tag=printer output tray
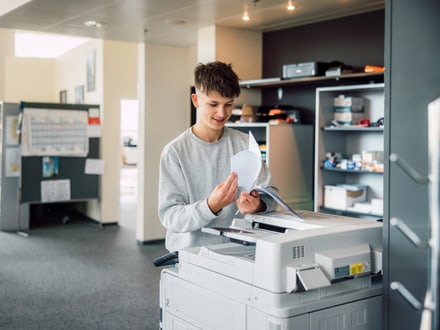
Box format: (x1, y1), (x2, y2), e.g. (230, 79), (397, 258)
(202, 226), (270, 244)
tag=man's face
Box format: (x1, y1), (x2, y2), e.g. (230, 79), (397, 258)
(192, 90), (235, 131)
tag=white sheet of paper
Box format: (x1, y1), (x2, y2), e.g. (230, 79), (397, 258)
(41, 179), (71, 202)
(85, 158), (104, 175)
(248, 131), (261, 157)
(87, 124), (102, 138)
(231, 131), (262, 191)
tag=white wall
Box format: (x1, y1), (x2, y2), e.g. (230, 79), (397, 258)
(137, 43), (195, 241)
(54, 39), (103, 105)
(99, 40), (138, 223)
(4, 56), (55, 102)
(0, 28), (15, 100)
(197, 25), (216, 63)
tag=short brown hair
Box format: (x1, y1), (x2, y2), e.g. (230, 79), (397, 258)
(194, 61), (241, 98)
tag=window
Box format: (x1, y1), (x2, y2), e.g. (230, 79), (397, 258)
(15, 31), (89, 58)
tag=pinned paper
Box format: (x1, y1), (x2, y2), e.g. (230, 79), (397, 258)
(231, 131), (262, 191)
(85, 158), (104, 175)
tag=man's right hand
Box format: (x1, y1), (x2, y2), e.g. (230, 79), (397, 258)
(207, 172), (238, 214)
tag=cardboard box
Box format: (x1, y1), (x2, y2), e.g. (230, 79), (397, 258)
(324, 184), (367, 210)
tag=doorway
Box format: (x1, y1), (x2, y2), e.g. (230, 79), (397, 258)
(119, 99), (139, 229)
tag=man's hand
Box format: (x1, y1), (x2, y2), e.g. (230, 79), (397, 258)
(207, 172), (238, 214)
(236, 190), (266, 214)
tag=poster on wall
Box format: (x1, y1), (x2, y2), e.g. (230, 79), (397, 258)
(5, 147), (20, 177)
(75, 85), (84, 104)
(41, 179), (71, 202)
(20, 108), (89, 157)
(86, 48), (96, 92)
(5, 115), (19, 145)
(59, 90), (67, 103)
(87, 107), (101, 137)
(42, 156), (59, 178)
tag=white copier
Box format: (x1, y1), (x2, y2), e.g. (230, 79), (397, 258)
(159, 210), (383, 330)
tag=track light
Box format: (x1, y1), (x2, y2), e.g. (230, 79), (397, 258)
(242, 10), (250, 21)
(84, 20), (106, 28)
(287, 1), (295, 11)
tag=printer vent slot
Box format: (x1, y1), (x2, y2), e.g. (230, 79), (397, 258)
(292, 245), (305, 259)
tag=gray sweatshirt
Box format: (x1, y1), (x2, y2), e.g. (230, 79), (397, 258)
(158, 127), (275, 252)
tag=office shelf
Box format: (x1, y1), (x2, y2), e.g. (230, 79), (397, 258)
(226, 122), (313, 210)
(321, 167), (383, 175)
(240, 72), (384, 89)
(322, 126), (383, 132)
(314, 83), (385, 218)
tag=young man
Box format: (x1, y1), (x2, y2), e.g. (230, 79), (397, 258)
(158, 61), (276, 252)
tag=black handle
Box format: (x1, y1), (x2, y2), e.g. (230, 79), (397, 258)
(152, 251), (179, 267)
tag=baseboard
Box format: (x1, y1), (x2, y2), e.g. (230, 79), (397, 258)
(137, 238), (165, 246)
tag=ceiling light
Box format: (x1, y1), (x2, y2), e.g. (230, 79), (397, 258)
(242, 10), (250, 21)
(287, 1), (295, 11)
(84, 20), (106, 28)
(165, 19), (187, 25)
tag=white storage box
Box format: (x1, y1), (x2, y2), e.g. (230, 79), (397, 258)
(324, 184), (367, 210)
(334, 95), (365, 109)
(371, 198), (384, 214)
(333, 95), (365, 125)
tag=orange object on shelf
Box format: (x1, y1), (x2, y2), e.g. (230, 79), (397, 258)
(268, 108), (283, 115)
(364, 65), (385, 73)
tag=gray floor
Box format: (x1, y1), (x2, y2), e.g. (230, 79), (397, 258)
(0, 167), (168, 329)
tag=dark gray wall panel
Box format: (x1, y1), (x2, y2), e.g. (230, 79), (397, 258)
(263, 10), (385, 78)
(384, 0), (440, 329)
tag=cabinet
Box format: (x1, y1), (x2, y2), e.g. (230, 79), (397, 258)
(314, 83), (385, 218)
(0, 102), (25, 230)
(226, 122), (313, 210)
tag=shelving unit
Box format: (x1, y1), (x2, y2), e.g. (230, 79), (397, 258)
(239, 72), (384, 89)
(314, 83), (385, 218)
(226, 122), (313, 210)
(236, 73), (384, 214)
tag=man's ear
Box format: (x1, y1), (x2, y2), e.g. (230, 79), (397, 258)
(191, 93), (198, 108)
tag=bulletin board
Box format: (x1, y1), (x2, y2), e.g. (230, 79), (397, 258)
(19, 102), (101, 203)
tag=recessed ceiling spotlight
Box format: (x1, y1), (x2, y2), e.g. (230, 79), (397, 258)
(165, 19), (187, 25)
(287, 1), (295, 11)
(242, 11), (250, 21)
(84, 20), (106, 28)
